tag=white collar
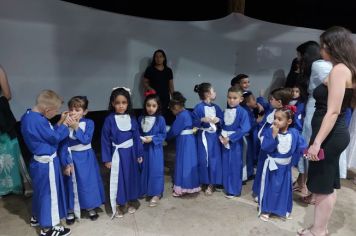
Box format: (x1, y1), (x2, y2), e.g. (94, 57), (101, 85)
(141, 116), (156, 133)
(224, 108), (236, 126)
(115, 114), (131, 131)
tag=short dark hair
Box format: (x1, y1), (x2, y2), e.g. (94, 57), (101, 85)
(270, 87), (293, 106)
(194, 83), (212, 100)
(68, 96), (88, 110)
(231, 74), (248, 86)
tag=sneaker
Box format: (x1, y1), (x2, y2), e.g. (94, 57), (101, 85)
(65, 213), (75, 225)
(225, 194), (236, 199)
(88, 209), (99, 221)
(128, 206), (136, 214)
(115, 207), (124, 218)
(30, 216), (39, 227)
(40, 226), (71, 236)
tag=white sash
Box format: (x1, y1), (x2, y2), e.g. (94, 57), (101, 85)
(180, 129), (194, 135)
(66, 143), (92, 219)
(201, 126), (217, 167)
(259, 155), (292, 215)
(110, 139), (134, 219)
(33, 152), (60, 226)
(221, 129), (236, 149)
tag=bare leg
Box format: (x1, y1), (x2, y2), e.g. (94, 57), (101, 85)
(310, 192), (336, 235)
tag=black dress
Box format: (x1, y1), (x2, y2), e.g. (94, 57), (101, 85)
(307, 84), (353, 194)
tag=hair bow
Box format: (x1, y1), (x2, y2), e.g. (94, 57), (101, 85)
(112, 86), (131, 95)
(144, 89), (156, 97)
(284, 105), (297, 113)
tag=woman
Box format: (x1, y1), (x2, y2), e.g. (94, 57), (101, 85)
(298, 26), (356, 236)
(0, 66), (24, 196)
(143, 49), (174, 124)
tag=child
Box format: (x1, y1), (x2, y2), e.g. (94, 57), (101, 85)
(138, 94), (166, 207)
(192, 83), (223, 195)
(258, 106), (306, 221)
(20, 90), (71, 236)
(290, 85), (306, 132)
(166, 91), (200, 196)
(231, 74), (250, 91)
(252, 87), (293, 200)
(59, 96), (105, 224)
(220, 87), (251, 198)
(241, 91), (264, 179)
(101, 87), (143, 218)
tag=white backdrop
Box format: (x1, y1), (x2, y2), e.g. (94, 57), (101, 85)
(0, 0), (326, 119)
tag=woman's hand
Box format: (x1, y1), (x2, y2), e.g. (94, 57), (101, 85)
(105, 162), (112, 169)
(307, 142), (321, 161)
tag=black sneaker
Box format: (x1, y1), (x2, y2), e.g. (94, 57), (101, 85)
(65, 213), (75, 225)
(88, 209), (99, 221)
(30, 216), (39, 227)
(40, 226), (71, 236)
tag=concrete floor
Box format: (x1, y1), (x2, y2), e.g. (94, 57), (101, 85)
(1, 170), (356, 236)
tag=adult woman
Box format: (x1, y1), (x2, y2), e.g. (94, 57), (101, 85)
(143, 49), (174, 122)
(294, 41), (332, 198)
(0, 66), (23, 196)
(298, 26), (356, 236)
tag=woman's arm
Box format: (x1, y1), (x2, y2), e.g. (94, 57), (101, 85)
(308, 64), (351, 159)
(0, 67), (11, 100)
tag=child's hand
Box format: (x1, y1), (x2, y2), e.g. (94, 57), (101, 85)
(257, 103), (264, 112)
(192, 127), (198, 134)
(211, 117), (220, 124)
(63, 165), (72, 176)
(257, 115), (264, 123)
(59, 111), (69, 125)
(143, 136), (152, 143)
(163, 141), (168, 146)
(201, 117), (211, 123)
(105, 162), (112, 169)
(271, 123), (279, 138)
(69, 120), (79, 130)
(137, 157), (143, 164)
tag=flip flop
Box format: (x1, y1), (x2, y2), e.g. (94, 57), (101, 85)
(259, 213), (269, 222)
(297, 228), (316, 236)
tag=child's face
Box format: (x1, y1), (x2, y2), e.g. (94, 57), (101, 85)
(273, 110), (292, 131)
(239, 78), (250, 91)
(44, 106), (60, 119)
(112, 95), (128, 114)
(69, 107), (87, 121)
(292, 87), (300, 99)
(146, 99), (158, 116)
(154, 52), (165, 66)
(170, 104), (182, 116)
(246, 95), (257, 109)
(227, 91), (242, 108)
(269, 96), (282, 109)
(207, 87), (216, 101)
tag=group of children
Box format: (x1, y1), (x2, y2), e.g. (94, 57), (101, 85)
(20, 74), (308, 236)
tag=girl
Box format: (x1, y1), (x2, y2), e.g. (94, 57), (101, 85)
(59, 96), (105, 224)
(290, 85), (306, 132)
(192, 83), (223, 195)
(138, 94), (166, 207)
(166, 92), (200, 197)
(252, 87), (293, 200)
(259, 106), (306, 222)
(101, 87), (143, 218)
(220, 87), (250, 198)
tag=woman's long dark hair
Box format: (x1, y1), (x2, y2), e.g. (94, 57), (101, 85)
(150, 49), (167, 68)
(299, 41), (321, 91)
(320, 26), (356, 105)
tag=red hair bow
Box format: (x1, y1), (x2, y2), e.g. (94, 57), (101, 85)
(284, 105), (297, 113)
(144, 89), (156, 97)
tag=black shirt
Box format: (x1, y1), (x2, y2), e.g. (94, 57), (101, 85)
(144, 66), (173, 103)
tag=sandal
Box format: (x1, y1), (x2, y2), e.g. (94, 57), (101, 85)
(205, 185), (213, 196)
(259, 213), (269, 222)
(297, 228), (316, 236)
(300, 194), (315, 205)
(172, 191), (182, 197)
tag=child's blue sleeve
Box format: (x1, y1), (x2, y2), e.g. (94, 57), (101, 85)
(228, 109), (251, 143)
(292, 131), (307, 166)
(58, 138), (72, 167)
(260, 128), (278, 153)
(101, 117), (112, 163)
(256, 96), (270, 111)
(192, 104), (203, 128)
(166, 114), (185, 140)
(152, 116), (167, 145)
(39, 121), (69, 145)
(73, 119), (94, 145)
(215, 105), (224, 127)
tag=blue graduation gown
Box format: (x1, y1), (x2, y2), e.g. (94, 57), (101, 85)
(292, 100), (305, 132)
(20, 109), (68, 228)
(59, 118), (105, 212)
(252, 108), (276, 197)
(221, 106), (250, 196)
(101, 113), (143, 205)
(192, 102), (223, 185)
(138, 115), (166, 197)
(259, 128), (306, 217)
(166, 109), (200, 191)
